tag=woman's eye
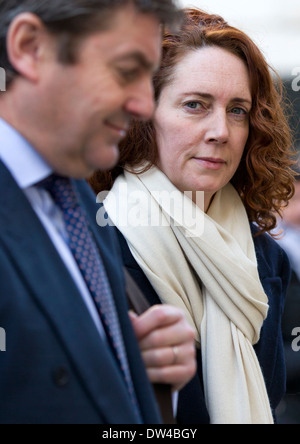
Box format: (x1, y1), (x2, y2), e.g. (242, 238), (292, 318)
(184, 102), (203, 110)
(231, 107), (247, 115)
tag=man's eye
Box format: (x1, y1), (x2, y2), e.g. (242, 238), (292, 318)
(118, 68), (139, 82)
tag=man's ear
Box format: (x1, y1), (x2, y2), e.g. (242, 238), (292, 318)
(6, 13), (52, 83)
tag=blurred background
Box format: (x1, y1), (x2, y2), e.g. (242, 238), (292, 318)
(178, 0), (300, 424)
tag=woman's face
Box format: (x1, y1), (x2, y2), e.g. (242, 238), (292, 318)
(154, 46), (252, 211)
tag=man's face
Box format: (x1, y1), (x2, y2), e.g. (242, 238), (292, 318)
(28, 5), (162, 178)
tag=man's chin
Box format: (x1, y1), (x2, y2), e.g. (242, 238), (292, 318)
(64, 144), (120, 179)
(91, 144), (120, 172)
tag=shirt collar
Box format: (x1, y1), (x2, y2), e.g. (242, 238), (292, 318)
(0, 118), (52, 189)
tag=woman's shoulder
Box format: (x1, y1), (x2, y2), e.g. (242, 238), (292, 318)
(251, 223), (291, 280)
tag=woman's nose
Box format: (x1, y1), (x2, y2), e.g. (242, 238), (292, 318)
(204, 109), (229, 145)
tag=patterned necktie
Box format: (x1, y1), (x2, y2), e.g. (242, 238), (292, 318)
(39, 175), (142, 422)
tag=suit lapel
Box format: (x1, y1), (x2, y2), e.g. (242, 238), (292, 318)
(0, 162), (139, 423)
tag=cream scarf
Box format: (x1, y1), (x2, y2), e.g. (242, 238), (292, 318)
(104, 166), (274, 424)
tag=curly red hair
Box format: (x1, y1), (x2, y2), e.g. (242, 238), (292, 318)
(89, 8), (295, 235)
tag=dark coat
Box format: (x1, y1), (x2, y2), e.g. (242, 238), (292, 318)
(0, 161), (161, 424)
(117, 224), (291, 424)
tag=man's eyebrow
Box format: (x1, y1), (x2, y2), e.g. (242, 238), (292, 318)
(113, 52), (159, 73)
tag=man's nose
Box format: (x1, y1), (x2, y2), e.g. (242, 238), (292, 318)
(125, 77), (155, 121)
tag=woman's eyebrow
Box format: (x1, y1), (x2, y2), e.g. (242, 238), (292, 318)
(178, 92), (252, 105)
(178, 92), (214, 100)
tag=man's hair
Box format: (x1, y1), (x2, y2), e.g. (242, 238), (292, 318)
(0, 0), (181, 86)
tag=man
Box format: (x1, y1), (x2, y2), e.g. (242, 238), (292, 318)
(0, 0), (196, 424)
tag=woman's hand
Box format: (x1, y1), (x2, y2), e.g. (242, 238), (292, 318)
(129, 305), (196, 392)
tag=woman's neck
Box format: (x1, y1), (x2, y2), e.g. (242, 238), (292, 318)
(191, 190), (215, 213)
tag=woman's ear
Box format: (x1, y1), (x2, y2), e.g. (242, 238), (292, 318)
(6, 13), (51, 83)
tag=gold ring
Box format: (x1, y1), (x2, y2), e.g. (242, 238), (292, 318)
(172, 346), (179, 365)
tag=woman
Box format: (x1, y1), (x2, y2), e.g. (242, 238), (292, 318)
(90, 9), (294, 424)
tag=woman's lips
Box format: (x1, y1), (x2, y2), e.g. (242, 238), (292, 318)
(193, 157), (227, 170)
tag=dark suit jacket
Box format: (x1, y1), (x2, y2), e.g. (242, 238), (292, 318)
(117, 225), (291, 424)
(0, 161), (161, 424)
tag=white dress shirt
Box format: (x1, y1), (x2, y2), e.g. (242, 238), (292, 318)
(0, 118), (106, 338)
